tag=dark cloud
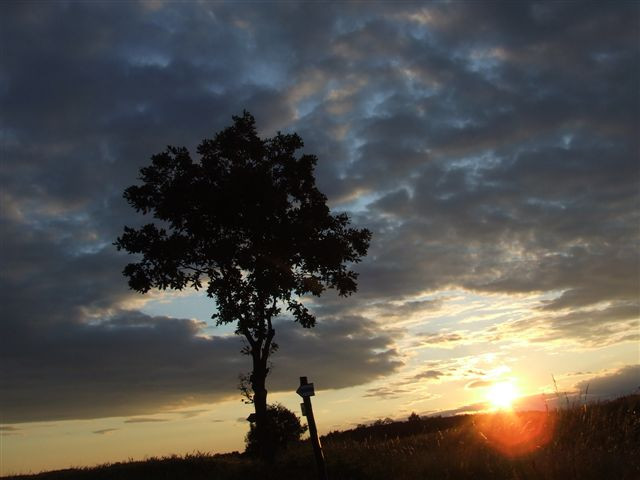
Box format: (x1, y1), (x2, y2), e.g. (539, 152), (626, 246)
(173, 409), (210, 419)
(1, 1), (637, 423)
(379, 298), (443, 319)
(0, 300), (399, 423)
(0, 206), (399, 423)
(413, 370), (446, 381)
(515, 366), (640, 411)
(431, 402), (488, 417)
(575, 365), (640, 399)
(270, 316), (403, 392)
(1, 311), (239, 423)
(93, 428), (118, 436)
(124, 418), (169, 424)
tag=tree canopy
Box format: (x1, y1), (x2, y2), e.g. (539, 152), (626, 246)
(116, 111), (370, 336)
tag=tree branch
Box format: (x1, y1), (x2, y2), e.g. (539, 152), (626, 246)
(241, 327), (258, 351)
(177, 262), (209, 276)
(262, 314), (275, 361)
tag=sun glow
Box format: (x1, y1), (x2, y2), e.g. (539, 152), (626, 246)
(486, 381), (519, 410)
(475, 378), (556, 457)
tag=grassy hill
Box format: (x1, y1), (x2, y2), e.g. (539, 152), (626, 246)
(4, 394), (639, 480)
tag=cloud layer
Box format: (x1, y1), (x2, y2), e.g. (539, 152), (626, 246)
(1, 1), (637, 423)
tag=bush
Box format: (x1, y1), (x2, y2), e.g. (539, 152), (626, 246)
(244, 403), (307, 458)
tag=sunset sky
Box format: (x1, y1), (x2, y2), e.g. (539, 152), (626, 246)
(1, 1), (639, 475)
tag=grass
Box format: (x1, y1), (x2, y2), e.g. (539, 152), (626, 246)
(4, 394), (639, 480)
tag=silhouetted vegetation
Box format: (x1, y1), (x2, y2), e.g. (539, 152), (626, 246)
(324, 413), (472, 444)
(244, 403), (307, 457)
(114, 111), (371, 461)
(6, 395), (638, 480)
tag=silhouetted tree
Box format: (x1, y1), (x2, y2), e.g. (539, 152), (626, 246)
(115, 111), (371, 462)
(245, 403), (307, 457)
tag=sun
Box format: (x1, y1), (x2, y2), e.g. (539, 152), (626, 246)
(486, 381), (519, 410)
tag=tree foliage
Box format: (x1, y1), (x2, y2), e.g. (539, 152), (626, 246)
(116, 111), (370, 334)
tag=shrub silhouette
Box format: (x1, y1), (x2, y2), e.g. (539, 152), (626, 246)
(244, 403), (307, 459)
(408, 412), (421, 423)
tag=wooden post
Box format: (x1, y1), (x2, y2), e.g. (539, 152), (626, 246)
(297, 376), (328, 480)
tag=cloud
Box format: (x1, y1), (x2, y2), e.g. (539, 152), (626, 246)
(494, 304), (639, 348)
(93, 429), (119, 436)
(417, 332), (464, 347)
(379, 298), (444, 319)
(173, 409), (210, 419)
(1, 307), (400, 423)
(363, 367), (447, 400)
(0, 1), (637, 424)
(0, 310), (240, 423)
(575, 365), (640, 399)
(363, 386), (412, 400)
(0, 426), (21, 436)
(0, 129), (401, 424)
(431, 401), (488, 417)
(124, 418), (169, 424)
(413, 370), (446, 381)
(269, 316), (403, 392)
(0, 226), (401, 426)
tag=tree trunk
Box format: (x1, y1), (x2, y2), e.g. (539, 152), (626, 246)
(251, 352), (274, 463)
